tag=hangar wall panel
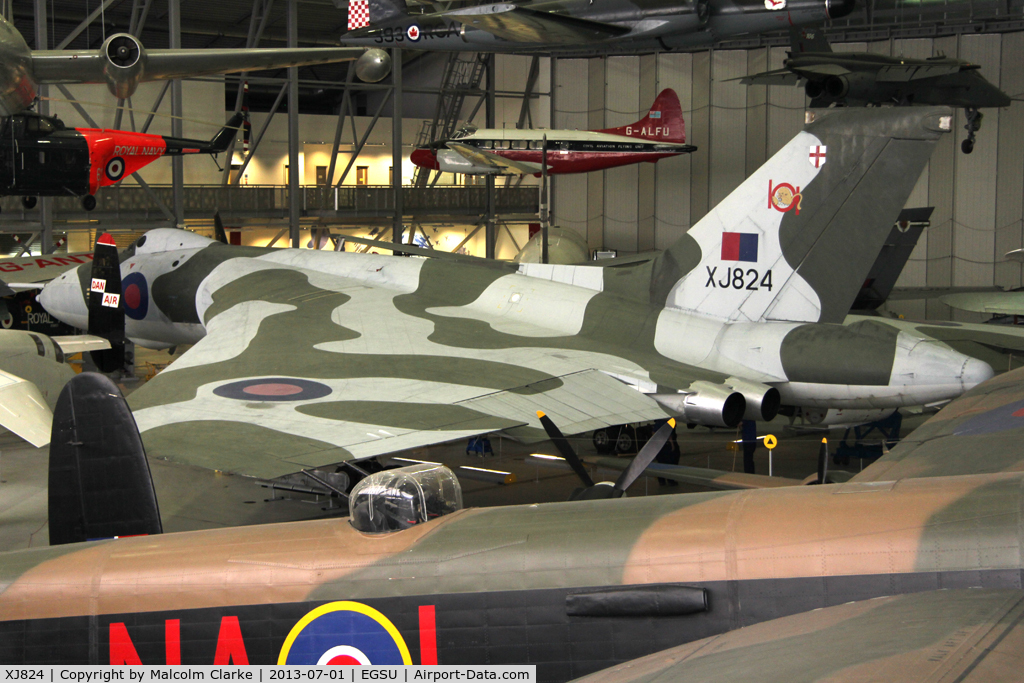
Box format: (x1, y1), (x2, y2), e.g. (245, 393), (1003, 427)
(952, 34), (1001, 290)
(996, 32), (1024, 290)
(604, 57), (641, 252)
(709, 50), (748, 207)
(546, 31), (1024, 313)
(655, 53), (693, 250)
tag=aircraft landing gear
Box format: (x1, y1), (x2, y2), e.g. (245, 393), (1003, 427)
(21, 196), (36, 209)
(82, 195), (96, 211)
(962, 107), (982, 154)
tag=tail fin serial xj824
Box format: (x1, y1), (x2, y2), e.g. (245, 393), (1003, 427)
(649, 107), (953, 325)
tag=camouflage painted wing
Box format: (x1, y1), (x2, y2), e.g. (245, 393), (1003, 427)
(583, 456), (803, 490)
(128, 266), (671, 479)
(573, 589), (1024, 683)
(854, 365), (1024, 482)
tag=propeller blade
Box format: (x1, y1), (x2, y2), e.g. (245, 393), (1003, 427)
(537, 411), (594, 488)
(816, 437), (829, 484)
(614, 419), (675, 492)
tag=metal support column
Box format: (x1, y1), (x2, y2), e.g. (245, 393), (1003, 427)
(287, 0), (301, 248)
(485, 54), (496, 259)
(33, 0), (52, 253)
(168, 0), (184, 228)
(392, 48), (403, 250)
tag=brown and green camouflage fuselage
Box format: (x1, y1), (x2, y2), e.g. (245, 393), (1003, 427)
(1, 471), (1021, 677)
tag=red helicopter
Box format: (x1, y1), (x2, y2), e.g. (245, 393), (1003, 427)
(1, 112), (242, 211)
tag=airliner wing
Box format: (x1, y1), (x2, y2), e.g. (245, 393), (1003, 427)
(584, 456), (803, 490)
(128, 263), (673, 479)
(440, 4), (631, 44)
(447, 142), (543, 175)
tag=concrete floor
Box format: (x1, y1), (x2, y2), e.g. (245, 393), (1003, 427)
(0, 343), (929, 552)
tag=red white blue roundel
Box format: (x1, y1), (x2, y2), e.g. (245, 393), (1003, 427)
(105, 156), (126, 181)
(121, 271), (148, 320)
(406, 24), (421, 41)
(278, 601), (412, 665)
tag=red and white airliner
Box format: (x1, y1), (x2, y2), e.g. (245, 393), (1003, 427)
(410, 88), (695, 176)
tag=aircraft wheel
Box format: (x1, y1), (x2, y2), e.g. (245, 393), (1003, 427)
(82, 195), (97, 211)
(20, 196), (36, 209)
(615, 426), (636, 455)
(592, 428), (614, 455)
(961, 139), (974, 154)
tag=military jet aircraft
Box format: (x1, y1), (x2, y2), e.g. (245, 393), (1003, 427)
(411, 89), (695, 177)
(37, 106), (991, 483)
(338, 0), (856, 55)
(740, 27), (1011, 153)
(2, 323), (1024, 677)
(0, 15), (389, 119)
(0, 111), (240, 211)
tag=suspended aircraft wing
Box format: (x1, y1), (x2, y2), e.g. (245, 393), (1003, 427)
(938, 291), (1024, 315)
(583, 455), (803, 490)
(0, 369), (53, 448)
(439, 4), (631, 44)
(738, 68), (802, 86)
(0, 252), (92, 285)
(31, 47), (383, 85)
(852, 364), (1024, 482)
(127, 263), (674, 479)
(877, 62), (964, 82)
(447, 142), (544, 175)
(574, 589), (1024, 683)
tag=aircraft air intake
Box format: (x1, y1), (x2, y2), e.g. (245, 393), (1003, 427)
(101, 33), (147, 99)
(651, 382), (746, 428)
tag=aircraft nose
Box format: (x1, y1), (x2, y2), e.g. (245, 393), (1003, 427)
(960, 357), (995, 391)
(39, 267), (89, 330)
(826, 0), (857, 19)
(411, 148), (439, 170)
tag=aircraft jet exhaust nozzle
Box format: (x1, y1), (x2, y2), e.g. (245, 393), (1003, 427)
(651, 382), (746, 428)
(726, 378), (781, 422)
(101, 33), (147, 100)
(355, 48), (391, 83)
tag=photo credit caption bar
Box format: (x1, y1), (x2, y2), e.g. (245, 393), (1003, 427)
(1, 668), (535, 683)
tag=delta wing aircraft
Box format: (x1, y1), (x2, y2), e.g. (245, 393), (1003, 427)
(3, 324), (1024, 678)
(0, 13), (389, 119)
(338, 0), (856, 55)
(411, 89), (696, 177)
(38, 106), (992, 481)
(740, 27), (1011, 153)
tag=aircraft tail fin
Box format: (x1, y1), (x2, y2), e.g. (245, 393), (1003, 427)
(48, 372), (162, 545)
(348, 0), (408, 30)
(214, 210), (229, 244)
(790, 26), (832, 54)
(599, 89), (686, 143)
(851, 207), (933, 311)
(649, 107), (951, 324)
(87, 233), (126, 373)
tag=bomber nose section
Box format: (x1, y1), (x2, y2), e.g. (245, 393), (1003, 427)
(39, 267), (89, 330)
(826, 0), (857, 19)
(960, 357), (995, 391)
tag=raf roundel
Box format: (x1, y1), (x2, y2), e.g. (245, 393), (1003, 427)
(121, 271), (149, 320)
(277, 601), (412, 665)
(953, 399), (1024, 437)
(105, 156), (126, 181)
(213, 377), (333, 402)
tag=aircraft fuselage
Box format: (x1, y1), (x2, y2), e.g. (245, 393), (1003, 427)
(0, 472), (1021, 676)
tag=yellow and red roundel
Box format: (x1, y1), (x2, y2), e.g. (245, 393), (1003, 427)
(278, 601), (412, 665)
